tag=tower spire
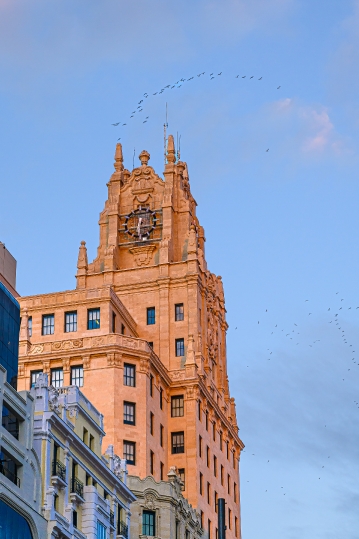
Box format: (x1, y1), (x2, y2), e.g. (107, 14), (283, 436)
(114, 142), (124, 172)
(166, 134), (176, 164)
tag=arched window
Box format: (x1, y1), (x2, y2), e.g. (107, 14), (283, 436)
(0, 500), (34, 539)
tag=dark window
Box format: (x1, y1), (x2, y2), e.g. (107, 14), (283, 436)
(86, 473), (91, 486)
(208, 519), (211, 539)
(178, 468), (185, 491)
(199, 472), (203, 494)
(212, 421), (216, 441)
(233, 451), (236, 469)
(198, 400), (201, 420)
(65, 311), (77, 333)
(160, 462), (164, 480)
(186, 530), (190, 539)
(150, 374), (154, 396)
(150, 412), (154, 435)
(150, 451), (154, 475)
(226, 440), (229, 459)
(83, 428), (88, 444)
(207, 482), (211, 504)
(124, 364), (136, 387)
(147, 307), (156, 325)
(28, 316), (32, 337)
(176, 521), (180, 539)
(221, 465), (224, 485)
(121, 323), (125, 335)
(124, 402), (136, 425)
(199, 435), (202, 457)
(142, 510), (155, 536)
(42, 314), (54, 335)
(175, 303), (184, 321)
(175, 338), (185, 357)
(54, 494), (59, 511)
(200, 511), (204, 529)
(148, 341), (153, 349)
(0, 449), (19, 487)
(123, 441), (136, 465)
(235, 517), (238, 537)
(89, 434), (94, 451)
(112, 312), (116, 333)
(205, 411), (209, 431)
(171, 395), (184, 417)
(160, 424), (164, 447)
(159, 387), (163, 409)
(87, 308), (100, 330)
(219, 432), (223, 451)
(51, 368), (63, 388)
(206, 446), (210, 467)
(30, 370), (42, 389)
(215, 491), (218, 513)
(171, 431), (185, 454)
(228, 509), (232, 530)
(228, 474), (231, 494)
(2, 403), (19, 439)
(73, 510), (78, 528)
(234, 482), (237, 502)
(71, 366), (84, 387)
(213, 455), (217, 477)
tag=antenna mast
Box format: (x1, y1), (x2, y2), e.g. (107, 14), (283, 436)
(164, 103), (168, 167)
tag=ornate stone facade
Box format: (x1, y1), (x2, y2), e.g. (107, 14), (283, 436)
(17, 137), (244, 539)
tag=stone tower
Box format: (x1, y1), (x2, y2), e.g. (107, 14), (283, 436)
(18, 137), (244, 539)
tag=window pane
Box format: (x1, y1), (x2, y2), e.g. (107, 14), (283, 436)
(28, 317), (32, 337)
(65, 311), (77, 333)
(30, 370), (42, 389)
(175, 338), (184, 357)
(142, 510), (155, 536)
(71, 366), (84, 387)
(51, 368), (63, 388)
(97, 520), (106, 539)
(124, 402), (135, 425)
(175, 303), (184, 321)
(88, 308), (100, 330)
(123, 441), (136, 465)
(178, 468), (185, 491)
(171, 432), (185, 454)
(42, 314), (54, 335)
(171, 395), (184, 417)
(124, 364), (136, 387)
(147, 307), (156, 325)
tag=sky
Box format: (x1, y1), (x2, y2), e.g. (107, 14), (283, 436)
(1, 1), (359, 538)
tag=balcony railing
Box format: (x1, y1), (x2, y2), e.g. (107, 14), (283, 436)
(71, 476), (84, 498)
(110, 511), (115, 527)
(0, 461), (20, 487)
(52, 460), (66, 482)
(118, 520), (128, 539)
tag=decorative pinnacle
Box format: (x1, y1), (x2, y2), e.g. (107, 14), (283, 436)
(114, 143), (124, 171)
(166, 134), (176, 163)
(139, 150), (150, 166)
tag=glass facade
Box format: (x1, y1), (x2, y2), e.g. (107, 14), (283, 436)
(0, 500), (33, 539)
(0, 281), (20, 388)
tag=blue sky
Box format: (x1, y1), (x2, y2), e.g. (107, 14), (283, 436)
(1, 1), (359, 537)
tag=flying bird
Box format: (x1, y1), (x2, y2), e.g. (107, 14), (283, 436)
(277, 86), (281, 89)
(218, 72), (222, 75)
(250, 76), (254, 79)
(266, 149), (269, 152)
(242, 76), (246, 78)
(112, 122), (120, 126)
(258, 77), (262, 80)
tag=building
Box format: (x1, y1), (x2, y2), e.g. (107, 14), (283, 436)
(17, 138), (244, 538)
(128, 467), (202, 539)
(0, 243), (20, 388)
(31, 373), (136, 539)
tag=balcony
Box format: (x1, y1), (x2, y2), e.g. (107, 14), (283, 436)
(51, 460), (67, 489)
(117, 520), (128, 539)
(70, 476), (85, 504)
(0, 460), (20, 487)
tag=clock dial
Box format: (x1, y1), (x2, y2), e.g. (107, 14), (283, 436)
(124, 206), (158, 241)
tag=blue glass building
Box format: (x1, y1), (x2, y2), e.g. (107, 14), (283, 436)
(0, 281), (20, 389)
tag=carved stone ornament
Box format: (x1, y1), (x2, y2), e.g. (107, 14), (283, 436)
(129, 245), (156, 267)
(107, 353), (122, 367)
(113, 455), (127, 480)
(144, 493), (156, 511)
(92, 337), (105, 347)
(52, 339), (83, 351)
(171, 370), (186, 381)
(18, 363), (25, 377)
(48, 386), (60, 415)
(122, 337), (138, 349)
(29, 344), (44, 355)
(68, 406), (78, 419)
(83, 356), (91, 369)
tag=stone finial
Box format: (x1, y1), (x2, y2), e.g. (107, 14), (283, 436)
(77, 241), (88, 270)
(166, 134), (176, 163)
(185, 334), (196, 365)
(139, 150), (150, 166)
(114, 143), (124, 172)
(167, 466), (178, 481)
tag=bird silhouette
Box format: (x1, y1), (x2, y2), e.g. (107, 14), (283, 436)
(258, 77), (262, 80)
(266, 149), (269, 152)
(250, 76), (254, 79)
(112, 122), (120, 126)
(277, 86), (281, 89)
(242, 76), (246, 78)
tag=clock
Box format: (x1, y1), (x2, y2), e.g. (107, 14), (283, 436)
(124, 206), (158, 241)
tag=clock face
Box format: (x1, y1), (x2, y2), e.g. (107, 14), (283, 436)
(124, 207), (158, 241)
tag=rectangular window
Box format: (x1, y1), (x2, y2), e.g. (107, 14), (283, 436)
(171, 395), (184, 417)
(150, 450), (154, 474)
(206, 446), (210, 467)
(199, 472), (203, 495)
(207, 482), (211, 504)
(124, 363), (136, 387)
(234, 482), (237, 503)
(150, 374), (154, 397)
(30, 370), (42, 389)
(228, 508), (232, 530)
(97, 521), (106, 539)
(142, 510), (155, 536)
(233, 451), (236, 469)
(200, 512), (204, 529)
(226, 440), (229, 459)
(121, 323), (125, 335)
(219, 432), (223, 451)
(213, 455), (217, 477)
(160, 462), (164, 480)
(171, 431), (185, 454)
(124, 402), (136, 425)
(2, 403), (19, 440)
(71, 366), (84, 387)
(89, 434), (94, 451)
(73, 510), (78, 528)
(221, 465), (224, 486)
(65, 311), (77, 333)
(175, 303), (184, 321)
(160, 424), (164, 447)
(186, 530), (190, 539)
(227, 474), (231, 495)
(42, 314), (54, 335)
(148, 341), (153, 349)
(199, 435), (202, 457)
(159, 388), (163, 409)
(147, 307), (156, 325)
(235, 517), (238, 538)
(205, 411), (209, 431)
(198, 400), (201, 420)
(150, 412), (154, 435)
(208, 519), (211, 539)
(83, 428), (88, 445)
(178, 468), (185, 491)
(123, 441), (136, 465)
(175, 338), (185, 357)
(215, 491), (218, 513)
(87, 308), (100, 330)
(112, 312), (116, 333)
(51, 368), (63, 388)
(212, 422), (216, 441)
(28, 317), (32, 337)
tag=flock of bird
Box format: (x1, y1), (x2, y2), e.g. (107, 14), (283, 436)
(111, 71), (282, 149)
(237, 291), (359, 498)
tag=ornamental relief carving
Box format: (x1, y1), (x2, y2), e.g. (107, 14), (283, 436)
(171, 370), (186, 381)
(29, 344), (44, 355)
(129, 245), (156, 267)
(52, 339), (83, 351)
